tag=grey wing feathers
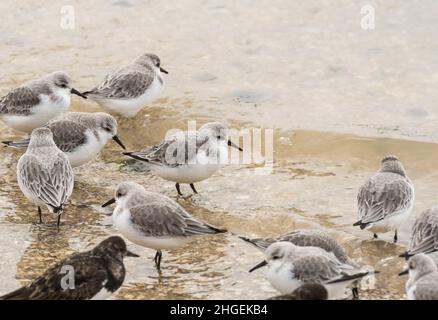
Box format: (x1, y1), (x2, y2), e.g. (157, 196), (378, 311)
(291, 255), (342, 283)
(125, 132), (209, 167)
(2, 121), (87, 152)
(129, 201), (226, 238)
(2, 137), (31, 148)
(407, 209), (438, 255)
(126, 138), (176, 166)
(239, 229), (356, 266)
(292, 256), (366, 284)
(18, 153), (74, 209)
(238, 236), (275, 251)
(86, 66), (154, 99)
(47, 120), (87, 153)
(0, 86), (41, 115)
(357, 174), (413, 224)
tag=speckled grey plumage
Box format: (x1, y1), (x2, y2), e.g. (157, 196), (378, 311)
(17, 128), (74, 213)
(0, 71), (71, 115)
(84, 54), (162, 100)
(356, 155), (414, 226)
(239, 229), (359, 267)
(4, 112), (118, 153)
(404, 208), (438, 257)
(115, 181), (226, 238)
(124, 122), (228, 168)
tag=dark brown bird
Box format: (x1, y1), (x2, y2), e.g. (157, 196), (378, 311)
(1, 236), (138, 300)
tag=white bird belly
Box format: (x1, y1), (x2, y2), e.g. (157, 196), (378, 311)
(95, 77), (163, 117)
(151, 163), (221, 184)
(66, 132), (106, 167)
(113, 210), (190, 250)
(91, 287), (113, 300)
(368, 203), (414, 234)
(1, 95), (70, 133)
(266, 266), (301, 295)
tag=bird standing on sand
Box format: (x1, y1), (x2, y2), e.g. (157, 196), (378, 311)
(353, 155), (414, 242)
(0, 71), (86, 133)
(0, 236), (138, 300)
(83, 53), (168, 117)
(102, 181), (227, 270)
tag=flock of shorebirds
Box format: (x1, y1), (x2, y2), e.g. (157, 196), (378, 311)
(0, 53), (437, 300)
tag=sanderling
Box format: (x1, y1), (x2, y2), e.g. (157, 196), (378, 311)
(3, 112), (126, 167)
(398, 253), (438, 300)
(101, 181), (227, 270)
(83, 53), (168, 117)
(239, 229), (359, 268)
(249, 242), (374, 300)
(0, 236), (138, 300)
(268, 283), (328, 300)
(123, 122), (242, 196)
(0, 71), (86, 133)
(353, 155), (414, 242)
(16, 127), (74, 226)
(400, 207), (438, 263)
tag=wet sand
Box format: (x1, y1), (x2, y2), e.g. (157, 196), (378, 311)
(1, 0), (438, 299)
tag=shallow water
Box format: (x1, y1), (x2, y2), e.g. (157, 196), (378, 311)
(1, 0), (438, 299)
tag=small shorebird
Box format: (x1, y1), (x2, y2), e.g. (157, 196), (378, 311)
(353, 155), (414, 242)
(0, 236), (138, 300)
(239, 229), (359, 267)
(400, 207), (438, 263)
(249, 242), (374, 300)
(102, 181), (227, 270)
(3, 112), (126, 167)
(17, 127), (74, 226)
(0, 71), (86, 133)
(83, 53), (168, 117)
(398, 253), (438, 300)
(123, 122), (242, 196)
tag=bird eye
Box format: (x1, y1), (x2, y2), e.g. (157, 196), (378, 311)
(216, 135), (221, 139)
(272, 255), (281, 260)
(156, 62), (160, 67)
(116, 192), (123, 197)
(59, 83), (68, 88)
(104, 127), (112, 132)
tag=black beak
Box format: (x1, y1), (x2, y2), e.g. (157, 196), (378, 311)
(112, 135), (126, 150)
(228, 139), (243, 151)
(102, 198), (116, 208)
(249, 260), (268, 273)
(398, 269), (409, 276)
(160, 67), (168, 74)
(126, 250), (139, 257)
(399, 252), (412, 260)
(71, 88), (88, 99)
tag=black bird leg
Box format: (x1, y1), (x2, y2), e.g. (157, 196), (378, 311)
(154, 250), (163, 270)
(57, 214), (61, 227)
(394, 230), (398, 243)
(37, 206), (43, 224)
(352, 287), (359, 300)
(175, 183), (183, 196)
(189, 183), (198, 194)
